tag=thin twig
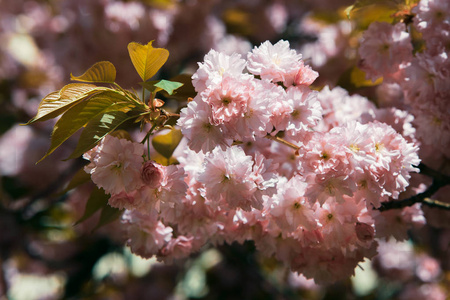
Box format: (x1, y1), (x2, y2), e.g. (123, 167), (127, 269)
(265, 135), (300, 151)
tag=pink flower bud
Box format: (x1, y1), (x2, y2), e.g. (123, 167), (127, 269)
(141, 161), (164, 189)
(355, 222), (375, 242)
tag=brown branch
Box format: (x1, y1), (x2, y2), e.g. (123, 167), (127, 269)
(378, 163), (450, 212)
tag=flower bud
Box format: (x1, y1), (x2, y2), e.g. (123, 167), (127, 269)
(355, 222), (375, 242)
(141, 160), (164, 189)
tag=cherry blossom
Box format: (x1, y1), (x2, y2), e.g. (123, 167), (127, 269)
(83, 135), (144, 195)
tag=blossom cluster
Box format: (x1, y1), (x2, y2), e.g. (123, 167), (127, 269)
(358, 1), (450, 156)
(83, 40), (421, 284)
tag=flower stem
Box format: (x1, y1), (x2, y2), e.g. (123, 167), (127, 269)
(265, 134), (300, 151)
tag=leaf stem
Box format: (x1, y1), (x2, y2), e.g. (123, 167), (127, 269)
(142, 87), (146, 105)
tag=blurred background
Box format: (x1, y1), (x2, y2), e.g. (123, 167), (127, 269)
(0, 0), (449, 299)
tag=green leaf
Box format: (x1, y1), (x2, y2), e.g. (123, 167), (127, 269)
(161, 74), (196, 100)
(39, 91), (133, 162)
(139, 80), (161, 93)
(75, 187), (109, 225)
(154, 80), (184, 95)
(25, 84), (108, 124)
(67, 110), (136, 159)
(62, 168), (92, 194)
(70, 61), (116, 83)
(127, 41), (169, 82)
(92, 205), (122, 232)
(140, 79), (184, 96)
(152, 128), (183, 159)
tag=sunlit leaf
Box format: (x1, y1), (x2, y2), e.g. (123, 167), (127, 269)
(127, 41), (169, 82)
(67, 111), (136, 159)
(39, 91), (133, 162)
(150, 151), (179, 166)
(92, 205), (122, 232)
(141, 0), (175, 8)
(152, 128), (183, 159)
(70, 61), (116, 83)
(59, 83), (102, 99)
(346, 0), (419, 27)
(75, 187), (109, 225)
(350, 67), (383, 87)
(26, 84), (108, 124)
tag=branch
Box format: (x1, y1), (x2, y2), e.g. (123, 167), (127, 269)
(378, 163), (450, 212)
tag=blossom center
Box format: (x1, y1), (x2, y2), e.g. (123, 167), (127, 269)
(320, 151), (330, 160)
(203, 123), (213, 133)
(291, 109), (300, 119)
(349, 143), (360, 152)
(375, 142), (384, 152)
(222, 96), (232, 106)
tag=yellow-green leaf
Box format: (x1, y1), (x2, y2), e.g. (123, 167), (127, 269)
(346, 0), (418, 27)
(59, 83), (101, 99)
(26, 84), (108, 124)
(150, 152), (179, 166)
(127, 41), (169, 82)
(350, 67), (383, 87)
(39, 91), (133, 162)
(67, 111), (136, 159)
(70, 61), (116, 83)
(152, 128), (183, 159)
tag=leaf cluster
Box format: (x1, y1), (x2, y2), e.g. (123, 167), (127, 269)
(25, 41), (187, 230)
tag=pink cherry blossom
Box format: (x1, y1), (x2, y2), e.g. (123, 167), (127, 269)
(83, 135), (144, 195)
(284, 86), (322, 142)
(269, 175), (317, 232)
(192, 49), (247, 93)
(359, 22), (413, 82)
(199, 73), (254, 126)
(413, 0), (450, 39)
(122, 210), (173, 258)
(247, 40), (303, 84)
(177, 97), (232, 153)
(108, 190), (141, 210)
(197, 146), (259, 211)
